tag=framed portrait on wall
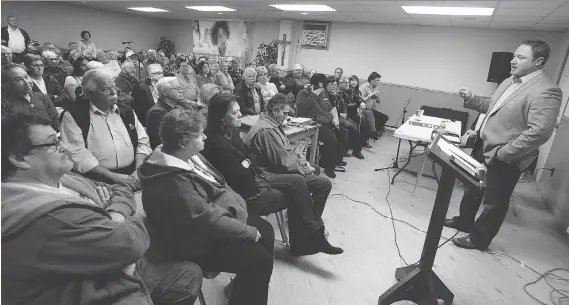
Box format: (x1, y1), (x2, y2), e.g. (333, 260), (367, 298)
(301, 21), (331, 50)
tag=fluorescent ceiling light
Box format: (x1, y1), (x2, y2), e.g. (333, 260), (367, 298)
(301, 12), (308, 15)
(128, 7), (169, 13)
(186, 6), (236, 12)
(270, 4), (336, 12)
(402, 6), (494, 16)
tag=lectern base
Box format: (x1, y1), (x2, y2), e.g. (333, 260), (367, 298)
(377, 266), (454, 305)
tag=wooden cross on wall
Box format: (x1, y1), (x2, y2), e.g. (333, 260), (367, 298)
(277, 34), (291, 66)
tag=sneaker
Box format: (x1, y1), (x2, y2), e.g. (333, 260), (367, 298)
(363, 142), (372, 149)
(353, 152), (364, 159)
(338, 161), (347, 167)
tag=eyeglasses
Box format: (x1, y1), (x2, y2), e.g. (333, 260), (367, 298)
(100, 86), (118, 95)
(30, 64), (44, 68)
(29, 136), (62, 151)
(149, 71), (164, 75)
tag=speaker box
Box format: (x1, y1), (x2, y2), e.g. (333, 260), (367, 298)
(487, 52), (513, 83)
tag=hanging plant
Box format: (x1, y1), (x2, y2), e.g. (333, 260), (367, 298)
(255, 40), (279, 66)
(158, 36), (175, 58)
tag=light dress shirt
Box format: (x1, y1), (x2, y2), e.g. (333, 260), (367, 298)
(60, 103), (151, 173)
(7, 27), (26, 53)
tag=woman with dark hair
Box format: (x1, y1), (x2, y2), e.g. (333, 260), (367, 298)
(203, 93), (343, 256)
(349, 74), (376, 141)
(63, 56), (88, 101)
(211, 21), (231, 56)
(78, 30), (96, 55)
(360, 71), (389, 136)
(196, 61), (214, 88)
(139, 108), (274, 305)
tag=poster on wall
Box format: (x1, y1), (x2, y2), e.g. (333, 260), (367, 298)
(301, 21), (331, 50)
(193, 20), (251, 58)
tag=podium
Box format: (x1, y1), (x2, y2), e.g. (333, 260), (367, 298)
(378, 134), (486, 305)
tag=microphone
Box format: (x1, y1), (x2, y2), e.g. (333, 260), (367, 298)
(122, 41), (133, 44)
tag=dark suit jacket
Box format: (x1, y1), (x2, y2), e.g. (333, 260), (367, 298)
(233, 82), (265, 116)
(1, 26), (31, 52)
(31, 75), (63, 104)
(465, 71), (562, 170)
(131, 81), (156, 127)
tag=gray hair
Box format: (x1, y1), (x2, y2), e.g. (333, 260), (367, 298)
(293, 64), (304, 71)
(255, 66), (268, 75)
(121, 60), (135, 72)
(243, 67), (257, 77)
(95, 50), (107, 58)
(156, 77), (179, 99)
(82, 69), (113, 92)
(200, 83), (221, 104)
(159, 108), (206, 151)
(147, 49), (157, 55)
(268, 64), (278, 72)
(147, 63), (162, 73)
(86, 61), (104, 71)
(266, 93), (291, 115)
(41, 50), (56, 59)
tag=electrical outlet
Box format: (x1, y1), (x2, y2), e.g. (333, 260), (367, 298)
(551, 167), (555, 177)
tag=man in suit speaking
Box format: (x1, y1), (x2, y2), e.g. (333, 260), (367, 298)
(445, 40), (563, 250)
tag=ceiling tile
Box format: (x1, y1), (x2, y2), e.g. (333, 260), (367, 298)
(353, 1), (399, 6)
(441, 1), (498, 7)
(493, 8), (557, 16)
(361, 5), (409, 17)
(491, 15), (543, 22)
(548, 2), (569, 16)
(396, 1), (445, 6)
(498, 1), (566, 9)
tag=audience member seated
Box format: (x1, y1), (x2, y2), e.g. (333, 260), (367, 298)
(146, 49), (159, 65)
(131, 63), (163, 126)
(1, 45), (13, 67)
(204, 93), (343, 256)
(332, 76), (366, 159)
(115, 60), (138, 106)
(1, 63), (60, 131)
(78, 30), (96, 54)
(139, 108), (275, 305)
(60, 70), (151, 190)
(42, 50), (67, 86)
(63, 56), (87, 101)
(340, 75), (373, 148)
(360, 71), (389, 135)
(26, 40), (41, 55)
(256, 66), (278, 101)
(308, 69), (317, 80)
(176, 58), (201, 104)
(83, 48), (95, 62)
(268, 64), (287, 95)
(333, 67), (343, 85)
(86, 61), (104, 70)
(196, 61), (214, 88)
(234, 67), (264, 115)
(96, 49), (121, 78)
(215, 60), (235, 94)
(1, 16), (30, 63)
(296, 74), (348, 178)
(24, 54), (63, 104)
(1, 113), (202, 305)
(248, 60), (257, 69)
(284, 63), (310, 98)
(146, 77), (193, 149)
(63, 41), (77, 60)
(228, 58), (243, 86)
(243, 92), (337, 216)
(348, 74), (377, 141)
(54, 48), (73, 75)
(200, 83), (221, 110)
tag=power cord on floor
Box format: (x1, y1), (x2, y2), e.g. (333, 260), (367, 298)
(330, 166), (569, 305)
(485, 252), (569, 305)
(519, 167), (555, 183)
(330, 165), (459, 266)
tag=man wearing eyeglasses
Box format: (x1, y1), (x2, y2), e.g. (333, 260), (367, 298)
(130, 63), (163, 126)
(1, 63), (60, 131)
(42, 50), (68, 87)
(60, 69), (151, 190)
(146, 76), (194, 149)
(2, 113), (203, 305)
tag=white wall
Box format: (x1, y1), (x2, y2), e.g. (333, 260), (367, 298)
(250, 21), (280, 63)
(166, 20), (194, 55)
(298, 22), (564, 97)
(1, 1), (168, 51)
